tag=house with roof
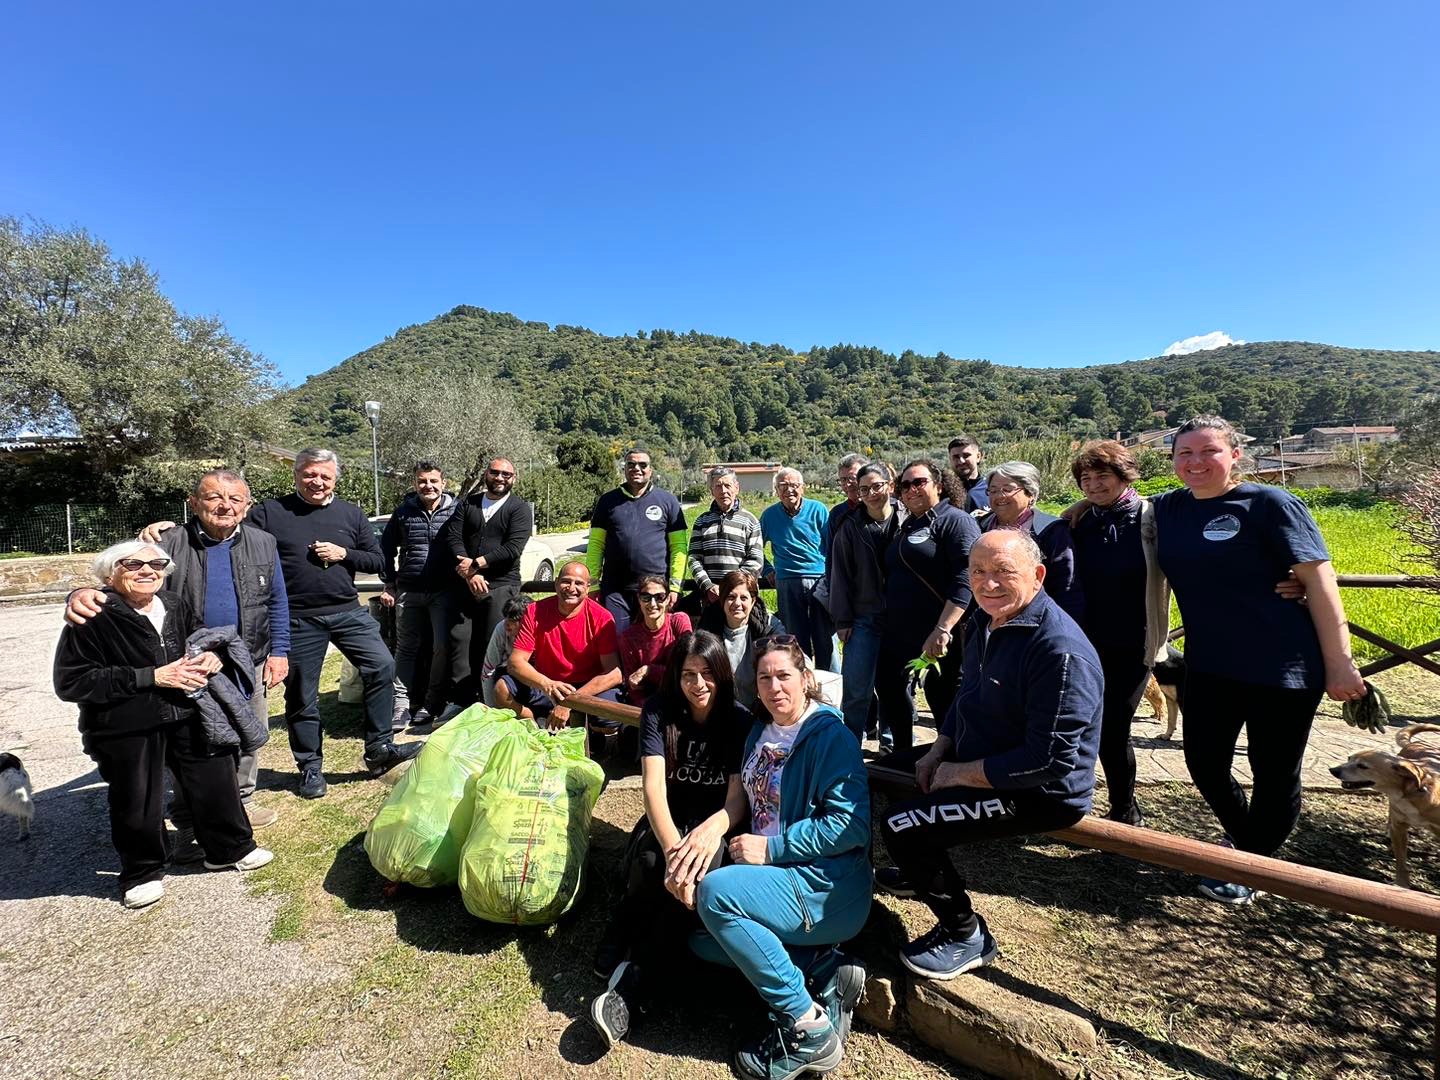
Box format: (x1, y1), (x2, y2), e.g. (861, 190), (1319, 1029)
(1301, 425), (1398, 450)
(700, 461), (783, 495)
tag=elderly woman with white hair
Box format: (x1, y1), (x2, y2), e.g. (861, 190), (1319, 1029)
(976, 460), (1085, 622)
(54, 540), (271, 910)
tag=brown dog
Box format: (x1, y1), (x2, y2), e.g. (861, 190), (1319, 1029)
(1142, 647), (1185, 740)
(1331, 724), (1440, 889)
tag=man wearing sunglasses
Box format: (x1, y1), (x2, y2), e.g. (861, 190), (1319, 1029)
(583, 448), (687, 635)
(64, 468), (290, 834)
(438, 457), (535, 715)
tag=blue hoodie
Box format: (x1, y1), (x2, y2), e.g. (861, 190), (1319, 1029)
(742, 703), (873, 929)
(939, 589), (1104, 813)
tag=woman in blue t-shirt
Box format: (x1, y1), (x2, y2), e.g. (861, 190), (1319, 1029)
(1154, 415), (1366, 905)
(590, 629), (751, 1049)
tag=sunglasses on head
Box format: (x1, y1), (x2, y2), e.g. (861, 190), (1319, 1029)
(760, 633), (799, 647)
(119, 558), (170, 571)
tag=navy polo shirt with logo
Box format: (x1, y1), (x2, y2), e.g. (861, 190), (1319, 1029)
(589, 485), (686, 594)
(1153, 483), (1330, 690)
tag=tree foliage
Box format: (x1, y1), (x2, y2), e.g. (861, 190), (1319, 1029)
(1, 217), (278, 479)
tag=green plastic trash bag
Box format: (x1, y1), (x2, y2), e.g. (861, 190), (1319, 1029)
(458, 725), (606, 926)
(364, 705), (529, 887)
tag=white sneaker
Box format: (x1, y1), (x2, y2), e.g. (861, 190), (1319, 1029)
(123, 880), (165, 909)
(205, 847), (274, 872)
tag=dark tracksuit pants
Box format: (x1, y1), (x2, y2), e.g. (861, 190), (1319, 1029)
(1095, 649), (1150, 818)
(1181, 671), (1322, 856)
(874, 638), (962, 753)
(449, 583), (520, 706)
(87, 720), (255, 892)
(879, 746), (1081, 935)
(606, 820), (705, 989)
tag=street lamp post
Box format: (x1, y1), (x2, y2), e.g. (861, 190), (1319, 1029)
(364, 400), (382, 517)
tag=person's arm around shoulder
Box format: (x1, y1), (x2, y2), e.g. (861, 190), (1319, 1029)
(54, 618), (209, 703)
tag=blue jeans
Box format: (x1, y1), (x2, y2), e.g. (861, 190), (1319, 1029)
(695, 863), (871, 1020)
(284, 607), (395, 767)
(775, 576), (838, 672)
(840, 615), (883, 742)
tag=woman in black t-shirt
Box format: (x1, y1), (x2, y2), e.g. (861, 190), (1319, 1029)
(590, 630), (752, 1050)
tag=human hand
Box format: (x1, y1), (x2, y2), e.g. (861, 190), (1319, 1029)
(190, 651), (223, 675)
(1326, 660), (1367, 703)
(154, 657), (210, 692)
(763, 571), (777, 589)
(378, 587), (397, 608)
(455, 557), (474, 580)
(626, 666), (648, 689)
(543, 678), (577, 703)
(923, 626), (952, 660)
(727, 833), (769, 865)
(666, 824), (725, 888)
(65, 588), (108, 626)
(546, 705), (570, 731)
(667, 591), (679, 611)
(137, 521), (177, 543)
(263, 655), (289, 689)
(310, 541), (347, 565)
(1275, 571), (1308, 603)
(706, 586), (720, 605)
(915, 749), (944, 794)
(467, 574), (490, 597)
(837, 627), (852, 644)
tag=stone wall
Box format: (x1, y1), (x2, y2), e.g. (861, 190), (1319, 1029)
(0, 554), (92, 599)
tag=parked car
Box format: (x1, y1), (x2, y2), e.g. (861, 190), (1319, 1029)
(365, 515), (555, 585)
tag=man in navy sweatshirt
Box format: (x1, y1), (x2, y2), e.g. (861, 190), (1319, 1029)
(875, 529), (1103, 981)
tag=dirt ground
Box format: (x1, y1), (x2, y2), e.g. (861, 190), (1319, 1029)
(3, 601), (1438, 1079)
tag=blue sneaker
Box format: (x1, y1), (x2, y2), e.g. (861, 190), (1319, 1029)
(1198, 878), (1262, 906)
(900, 916), (998, 980)
(807, 949), (866, 1041)
(734, 1010), (842, 1080)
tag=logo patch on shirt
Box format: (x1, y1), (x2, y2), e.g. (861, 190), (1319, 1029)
(1202, 514), (1241, 542)
(907, 529), (931, 545)
(644, 505), (664, 522)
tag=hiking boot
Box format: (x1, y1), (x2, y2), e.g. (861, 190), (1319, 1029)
(391, 707), (412, 733)
(1198, 878), (1262, 906)
(589, 960), (641, 1050)
(170, 827), (207, 865)
(205, 847), (274, 872)
(873, 866), (917, 898)
(900, 915), (999, 980)
(298, 763), (327, 799)
(245, 803), (279, 829)
(364, 740), (422, 777)
(123, 880), (165, 910)
(734, 1009), (842, 1080)
(808, 949), (866, 1041)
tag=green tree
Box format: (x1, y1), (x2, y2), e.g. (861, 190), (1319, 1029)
(1, 217), (277, 479)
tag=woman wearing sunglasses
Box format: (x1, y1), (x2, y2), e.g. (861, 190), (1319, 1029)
(618, 574), (693, 710)
(699, 569), (785, 709)
(669, 635), (870, 1079)
(54, 541), (270, 910)
(875, 460), (982, 752)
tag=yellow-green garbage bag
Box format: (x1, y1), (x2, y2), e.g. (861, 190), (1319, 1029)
(458, 725), (606, 925)
(364, 705), (528, 887)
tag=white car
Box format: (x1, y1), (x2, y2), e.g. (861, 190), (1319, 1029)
(366, 515), (555, 585)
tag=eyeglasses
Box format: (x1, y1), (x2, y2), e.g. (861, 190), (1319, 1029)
(898, 477), (932, 491)
(625, 461), (652, 470)
(487, 468), (515, 479)
(637, 593), (668, 606)
(777, 482), (803, 491)
(990, 483), (1025, 497)
(118, 558), (170, 571)
(857, 482), (889, 496)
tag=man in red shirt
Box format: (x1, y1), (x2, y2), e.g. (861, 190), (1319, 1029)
(500, 561), (623, 731)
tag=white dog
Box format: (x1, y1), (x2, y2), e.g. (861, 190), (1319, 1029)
(0, 753), (34, 839)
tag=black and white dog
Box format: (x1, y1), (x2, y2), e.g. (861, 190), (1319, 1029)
(0, 753), (34, 839)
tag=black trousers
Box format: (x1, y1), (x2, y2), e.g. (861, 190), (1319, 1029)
(606, 819), (704, 984)
(879, 745), (1082, 933)
(86, 720), (255, 892)
(873, 638), (962, 752)
(450, 583), (520, 706)
(1095, 649), (1150, 817)
(1181, 670), (1322, 856)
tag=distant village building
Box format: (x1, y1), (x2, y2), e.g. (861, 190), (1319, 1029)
(1301, 425), (1398, 450)
(700, 461), (783, 495)
(1122, 426), (1255, 452)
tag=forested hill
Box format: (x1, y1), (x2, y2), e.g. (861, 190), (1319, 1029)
(278, 305), (1437, 462)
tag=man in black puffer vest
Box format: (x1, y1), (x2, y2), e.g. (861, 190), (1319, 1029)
(379, 460), (459, 731)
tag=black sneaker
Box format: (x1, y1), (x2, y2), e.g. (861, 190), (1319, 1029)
(364, 740), (422, 777)
(734, 1010), (842, 1080)
(874, 866), (916, 898)
(298, 763), (327, 800)
(589, 960), (641, 1050)
(1107, 803), (1146, 828)
(809, 949), (866, 1042)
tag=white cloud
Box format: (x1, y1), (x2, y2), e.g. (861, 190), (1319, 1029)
(1162, 331), (1246, 356)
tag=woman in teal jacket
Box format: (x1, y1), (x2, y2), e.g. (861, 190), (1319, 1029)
(666, 636), (872, 1080)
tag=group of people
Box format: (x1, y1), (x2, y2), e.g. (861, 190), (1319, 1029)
(52, 417), (1366, 1080)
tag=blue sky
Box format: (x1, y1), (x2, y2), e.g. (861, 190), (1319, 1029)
(5, 2), (1437, 384)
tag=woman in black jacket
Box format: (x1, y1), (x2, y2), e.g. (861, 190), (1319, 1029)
(976, 460), (1085, 623)
(54, 541), (270, 910)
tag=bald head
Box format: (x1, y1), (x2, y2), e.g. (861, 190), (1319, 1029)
(970, 529), (1046, 627)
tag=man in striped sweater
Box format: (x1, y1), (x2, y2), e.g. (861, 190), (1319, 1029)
(681, 466), (763, 616)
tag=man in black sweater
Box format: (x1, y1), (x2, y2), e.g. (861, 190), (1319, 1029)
(142, 449), (419, 799)
(438, 457), (535, 715)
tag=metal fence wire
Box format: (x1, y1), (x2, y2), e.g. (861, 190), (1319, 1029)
(0, 501), (190, 556)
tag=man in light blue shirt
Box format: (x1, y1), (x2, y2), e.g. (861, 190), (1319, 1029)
(759, 467), (837, 672)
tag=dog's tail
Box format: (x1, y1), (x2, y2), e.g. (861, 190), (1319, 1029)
(1396, 723), (1440, 749)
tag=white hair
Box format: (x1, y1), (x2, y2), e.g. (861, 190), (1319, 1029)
(974, 528), (1045, 569)
(294, 447), (341, 474)
(773, 467), (804, 494)
(986, 460), (1042, 500)
(91, 541), (174, 584)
